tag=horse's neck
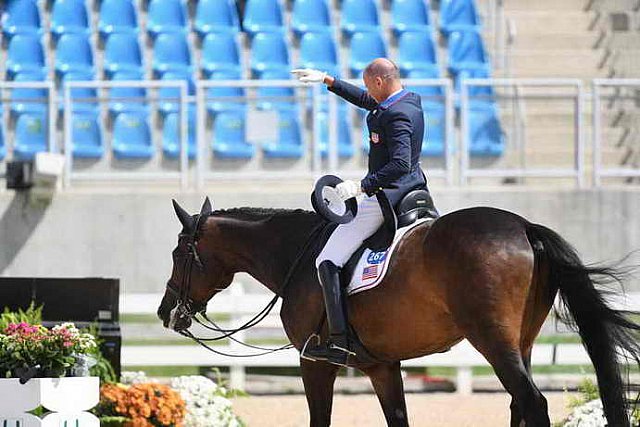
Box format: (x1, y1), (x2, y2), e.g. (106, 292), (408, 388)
(220, 212), (320, 296)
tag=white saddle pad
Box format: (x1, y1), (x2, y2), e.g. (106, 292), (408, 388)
(346, 218), (432, 296)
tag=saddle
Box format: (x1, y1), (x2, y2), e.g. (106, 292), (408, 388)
(339, 188), (439, 286)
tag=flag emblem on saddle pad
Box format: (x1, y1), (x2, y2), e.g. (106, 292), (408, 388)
(371, 132), (380, 143)
(362, 265), (378, 281)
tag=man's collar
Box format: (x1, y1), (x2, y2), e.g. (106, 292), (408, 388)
(378, 88), (408, 109)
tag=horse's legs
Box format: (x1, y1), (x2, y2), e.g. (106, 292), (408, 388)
(509, 350), (532, 427)
(361, 362), (410, 427)
(300, 358), (340, 427)
(476, 343), (549, 427)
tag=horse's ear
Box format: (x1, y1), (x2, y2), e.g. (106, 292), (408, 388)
(200, 197), (212, 216)
(172, 199), (194, 230)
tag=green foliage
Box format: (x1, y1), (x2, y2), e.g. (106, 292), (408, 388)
(568, 378), (600, 408)
(0, 302), (43, 331)
(83, 324), (117, 383)
(97, 416), (129, 427)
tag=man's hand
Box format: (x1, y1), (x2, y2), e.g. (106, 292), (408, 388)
(291, 68), (327, 84)
(335, 180), (362, 201)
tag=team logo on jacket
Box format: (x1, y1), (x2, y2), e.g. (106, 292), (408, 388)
(371, 132), (380, 144)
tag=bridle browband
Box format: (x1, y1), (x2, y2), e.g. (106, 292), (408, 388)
(167, 211), (326, 357)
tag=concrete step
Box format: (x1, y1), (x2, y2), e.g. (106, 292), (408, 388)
(509, 51), (607, 77)
(512, 33), (600, 50)
(504, 0), (590, 12)
(507, 11), (597, 34)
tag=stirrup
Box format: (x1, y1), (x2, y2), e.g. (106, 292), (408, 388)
(300, 333), (322, 362)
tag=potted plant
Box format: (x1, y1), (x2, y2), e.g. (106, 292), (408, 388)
(0, 321), (101, 426)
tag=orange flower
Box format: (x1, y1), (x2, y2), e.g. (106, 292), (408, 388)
(96, 382), (186, 427)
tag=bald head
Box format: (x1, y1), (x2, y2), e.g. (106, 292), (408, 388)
(362, 58), (403, 103)
(364, 58), (400, 81)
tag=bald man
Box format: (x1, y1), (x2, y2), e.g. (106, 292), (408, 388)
(292, 59), (431, 366)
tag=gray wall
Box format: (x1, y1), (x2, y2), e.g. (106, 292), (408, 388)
(0, 187), (638, 293)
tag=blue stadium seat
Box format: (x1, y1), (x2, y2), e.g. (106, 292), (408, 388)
(14, 112), (48, 160)
(51, 0), (90, 38)
(440, 0), (481, 35)
(0, 124), (5, 160)
(243, 0), (284, 37)
(262, 110), (303, 158)
(205, 70), (246, 114)
(60, 71), (97, 113)
(318, 110), (353, 158)
(468, 104), (504, 157)
(341, 0), (379, 38)
(422, 104), (445, 156)
(55, 34), (94, 78)
(194, 0), (240, 37)
(398, 31), (438, 76)
(10, 71), (48, 115)
(447, 30), (489, 74)
(2, 0), (42, 37)
(391, 0), (432, 37)
(99, 0), (139, 38)
(212, 111), (254, 158)
(147, 0), (188, 37)
(71, 111), (104, 158)
(256, 69), (295, 111)
(405, 69), (444, 108)
(201, 33), (241, 75)
(104, 32), (144, 78)
(6, 34), (46, 78)
(157, 70), (196, 114)
(108, 71), (148, 114)
(162, 109), (197, 159)
(291, 0), (331, 38)
(112, 112), (154, 158)
(349, 31), (387, 77)
(250, 32), (290, 77)
(152, 33), (192, 76)
(299, 32), (339, 77)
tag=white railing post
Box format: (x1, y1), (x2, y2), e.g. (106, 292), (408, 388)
(179, 81), (188, 190)
(460, 80), (470, 186)
(575, 82), (585, 189)
(229, 283), (246, 391)
(456, 366), (473, 395)
(63, 85), (73, 188)
(196, 81), (206, 190)
(592, 81), (601, 187)
(445, 79), (455, 186)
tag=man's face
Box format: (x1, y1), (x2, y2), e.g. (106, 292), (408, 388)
(363, 73), (384, 103)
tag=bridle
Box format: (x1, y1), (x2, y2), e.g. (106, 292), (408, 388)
(164, 211), (325, 357)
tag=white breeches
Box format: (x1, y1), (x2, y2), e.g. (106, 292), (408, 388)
(316, 195), (384, 268)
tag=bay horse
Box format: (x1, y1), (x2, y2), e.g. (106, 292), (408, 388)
(157, 197), (640, 426)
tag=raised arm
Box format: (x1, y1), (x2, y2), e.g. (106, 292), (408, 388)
(291, 69), (378, 111)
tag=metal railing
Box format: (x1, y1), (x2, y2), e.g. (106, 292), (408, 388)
(63, 80), (189, 188)
(460, 78), (586, 187)
(592, 79), (640, 186)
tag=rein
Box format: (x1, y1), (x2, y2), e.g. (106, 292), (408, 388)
(171, 214), (326, 357)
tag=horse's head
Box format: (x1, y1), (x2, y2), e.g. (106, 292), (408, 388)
(157, 197), (235, 332)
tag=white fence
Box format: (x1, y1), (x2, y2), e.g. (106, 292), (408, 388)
(119, 288), (640, 394)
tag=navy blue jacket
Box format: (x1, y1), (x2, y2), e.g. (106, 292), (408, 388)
(328, 78), (428, 207)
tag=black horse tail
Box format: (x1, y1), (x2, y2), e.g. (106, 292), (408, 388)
(526, 222), (640, 426)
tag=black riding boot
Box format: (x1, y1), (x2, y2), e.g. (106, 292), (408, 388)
(302, 260), (353, 366)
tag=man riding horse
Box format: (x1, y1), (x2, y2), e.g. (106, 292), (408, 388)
(292, 58), (434, 366)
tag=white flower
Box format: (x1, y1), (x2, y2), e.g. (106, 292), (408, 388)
(562, 399), (640, 427)
(120, 370), (149, 385)
(170, 375), (243, 427)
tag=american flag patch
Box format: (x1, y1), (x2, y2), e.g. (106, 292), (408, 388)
(371, 132), (380, 144)
(362, 265), (378, 281)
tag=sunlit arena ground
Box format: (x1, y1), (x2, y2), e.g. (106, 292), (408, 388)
(231, 392), (577, 426)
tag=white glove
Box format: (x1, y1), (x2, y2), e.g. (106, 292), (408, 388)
(291, 68), (327, 84)
(335, 180), (362, 201)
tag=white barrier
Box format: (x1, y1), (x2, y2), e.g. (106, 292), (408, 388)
(120, 288), (640, 394)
